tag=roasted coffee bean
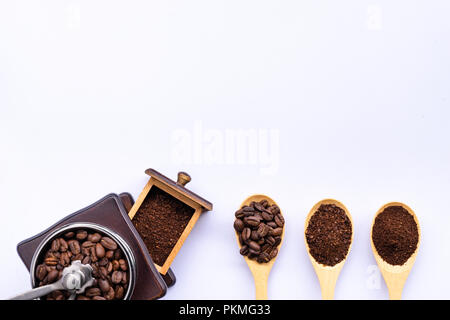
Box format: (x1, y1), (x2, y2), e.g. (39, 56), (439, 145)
(269, 205), (280, 214)
(44, 257), (58, 266)
(81, 241), (95, 249)
(105, 287), (115, 300)
(244, 216), (260, 227)
(115, 286), (124, 300)
(72, 253), (83, 262)
(243, 211), (255, 217)
(239, 245), (249, 256)
(95, 243), (106, 258)
(250, 231), (260, 241)
(242, 206), (255, 212)
(266, 236), (275, 246)
(261, 243), (271, 253)
(76, 230), (88, 240)
(47, 269), (59, 283)
(64, 231), (75, 239)
(92, 296), (107, 300)
(77, 295), (90, 301)
(257, 224), (269, 238)
(260, 199), (269, 208)
(111, 271), (123, 284)
(261, 211), (274, 221)
(269, 248), (278, 259)
(86, 287), (101, 297)
(119, 259), (128, 271)
(99, 267), (108, 279)
(235, 209), (245, 218)
(88, 233), (102, 243)
(113, 249), (122, 260)
(60, 252), (70, 267)
(105, 250), (114, 259)
(273, 237), (281, 247)
(69, 240), (81, 255)
(51, 239), (60, 252)
(91, 264), (100, 278)
(106, 262), (113, 274)
(267, 221), (277, 228)
(275, 214), (285, 227)
(36, 264), (47, 281)
(233, 219), (245, 232)
(257, 238), (265, 245)
(241, 228), (251, 242)
(258, 252), (270, 263)
(248, 241), (260, 252)
(52, 290), (64, 300)
(254, 203), (265, 212)
(98, 279), (110, 293)
(59, 238), (68, 252)
(82, 255), (91, 265)
(248, 253), (258, 260)
(100, 237), (117, 250)
(98, 257), (109, 267)
(271, 228), (283, 236)
(249, 248), (260, 255)
(112, 260), (120, 271)
(121, 272), (127, 285)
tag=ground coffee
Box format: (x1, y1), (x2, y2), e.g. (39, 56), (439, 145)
(132, 186), (195, 266)
(234, 199), (284, 263)
(305, 204), (352, 267)
(372, 205), (419, 266)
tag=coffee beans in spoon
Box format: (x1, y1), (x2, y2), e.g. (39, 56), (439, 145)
(234, 200), (284, 263)
(35, 229), (129, 300)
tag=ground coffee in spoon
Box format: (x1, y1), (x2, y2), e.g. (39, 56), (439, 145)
(305, 204), (352, 267)
(372, 205), (419, 266)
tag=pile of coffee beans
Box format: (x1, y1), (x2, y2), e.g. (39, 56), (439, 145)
(305, 204), (352, 267)
(35, 229), (129, 300)
(372, 206), (419, 266)
(234, 199), (284, 263)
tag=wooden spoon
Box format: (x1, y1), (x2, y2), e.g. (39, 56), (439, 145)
(304, 199), (354, 300)
(235, 194), (285, 300)
(370, 202), (420, 300)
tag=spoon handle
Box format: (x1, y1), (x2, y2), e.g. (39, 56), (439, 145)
(315, 266), (343, 300)
(388, 288), (402, 300)
(383, 270), (408, 300)
(253, 273), (269, 300)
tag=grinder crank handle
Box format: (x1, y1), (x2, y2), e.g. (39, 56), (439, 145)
(9, 281), (65, 300)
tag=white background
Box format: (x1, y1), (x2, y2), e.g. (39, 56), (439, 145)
(1, 1), (450, 300)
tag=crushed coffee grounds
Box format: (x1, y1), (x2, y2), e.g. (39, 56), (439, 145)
(372, 205), (419, 266)
(305, 204), (352, 267)
(132, 186), (194, 266)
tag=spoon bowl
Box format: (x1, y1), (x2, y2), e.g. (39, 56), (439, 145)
(304, 199), (354, 300)
(235, 194), (285, 300)
(370, 202), (420, 300)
